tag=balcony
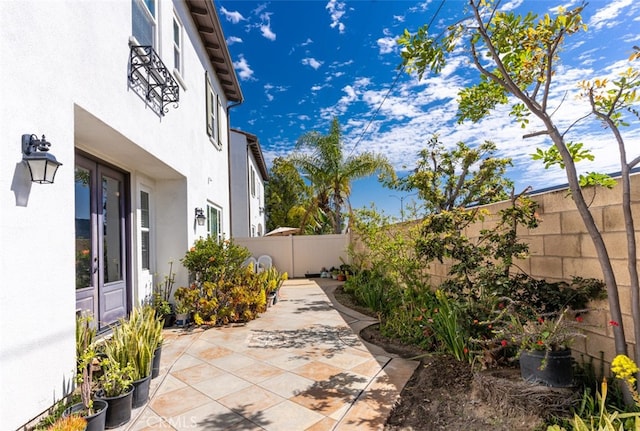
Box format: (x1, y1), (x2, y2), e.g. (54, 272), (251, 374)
(128, 45), (179, 116)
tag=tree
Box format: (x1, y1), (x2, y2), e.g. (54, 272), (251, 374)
(264, 157), (311, 232)
(399, 1), (640, 368)
(393, 135), (513, 214)
(289, 117), (395, 234)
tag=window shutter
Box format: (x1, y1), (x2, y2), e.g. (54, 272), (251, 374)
(205, 72), (213, 137)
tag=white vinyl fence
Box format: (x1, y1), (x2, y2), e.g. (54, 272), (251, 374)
(234, 233), (351, 278)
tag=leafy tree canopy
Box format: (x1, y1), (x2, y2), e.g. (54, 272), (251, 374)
(391, 135), (513, 214)
(264, 157), (311, 232)
(289, 117), (395, 234)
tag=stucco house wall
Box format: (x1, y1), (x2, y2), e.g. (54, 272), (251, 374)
(230, 129), (268, 238)
(0, 1), (242, 428)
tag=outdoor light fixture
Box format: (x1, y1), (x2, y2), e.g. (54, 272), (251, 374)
(195, 207), (206, 226)
(22, 134), (62, 184)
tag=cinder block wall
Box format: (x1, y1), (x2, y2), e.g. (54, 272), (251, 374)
(427, 174), (639, 367)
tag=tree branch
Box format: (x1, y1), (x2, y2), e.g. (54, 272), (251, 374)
(522, 130), (549, 139)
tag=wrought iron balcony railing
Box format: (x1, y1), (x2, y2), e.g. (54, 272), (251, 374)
(128, 45), (179, 115)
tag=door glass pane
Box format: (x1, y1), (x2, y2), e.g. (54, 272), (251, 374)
(103, 175), (123, 283)
(75, 167), (93, 289)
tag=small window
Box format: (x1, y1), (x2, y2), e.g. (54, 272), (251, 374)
(250, 168), (256, 197)
(132, 0), (156, 47)
(207, 204), (222, 240)
(140, 191), (150, 270)
(205, 73), (219, 148)
(173, 14), (182, 74)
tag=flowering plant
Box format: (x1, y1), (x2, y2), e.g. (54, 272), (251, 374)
(611, 354), (640, 405)
(489, 299), (586, 353)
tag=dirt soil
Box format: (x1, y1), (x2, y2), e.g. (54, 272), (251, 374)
(334, 288), (547, 431)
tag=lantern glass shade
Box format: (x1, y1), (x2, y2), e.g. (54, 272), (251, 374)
(24, 153), (62, 184)
(195, 208), (206, 226)
(22, 134), (62, 184)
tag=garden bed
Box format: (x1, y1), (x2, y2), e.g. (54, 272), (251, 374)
(359, 324), (554, 430)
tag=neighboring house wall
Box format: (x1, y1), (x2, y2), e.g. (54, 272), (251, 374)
(235, 234), (351, 277)
(230, 129), (268, 238)
(0, 1), (241, 428)
(418, 174), (640, 367)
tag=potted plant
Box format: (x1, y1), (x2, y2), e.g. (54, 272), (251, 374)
(330, 267), (339, 280)
(122, 306), (163, 404)
(173, 287), (195, 327)
(263, 267), (287, 306)
(46, 415), (87, 431)
(152, 262), (176, 327)
(96, 356), (134, 428)
(65, 313), (107, 431)
(491, 303), (584, 387)
(174, 284), (200, 324)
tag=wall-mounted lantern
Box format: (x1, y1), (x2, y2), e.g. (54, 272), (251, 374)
(22, 134), (62, 184)
(195, 208), (206, 226)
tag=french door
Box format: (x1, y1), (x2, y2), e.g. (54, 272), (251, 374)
(75, 154), (130, 329)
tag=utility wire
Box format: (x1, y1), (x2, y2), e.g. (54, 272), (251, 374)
(347, 0), (447, 157)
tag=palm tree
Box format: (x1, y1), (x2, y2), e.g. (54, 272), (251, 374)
(289, 117), (394, 234)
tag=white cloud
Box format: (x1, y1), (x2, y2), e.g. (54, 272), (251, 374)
(301, 38), (314, 47)
(302, 57), (324, 70)
(219, 7), (245, 24)
(226, 36), (243, 46)
(589, 0), (633, 30)
(377, 36), (397, 55)
(259, 12), (276, 41)
(326, 0), (347, 33)
(233, 55), (254, 81)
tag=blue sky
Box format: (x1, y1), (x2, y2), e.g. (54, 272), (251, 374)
(218, 0), (640, 219)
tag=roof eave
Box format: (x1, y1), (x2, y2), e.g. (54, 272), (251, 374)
(185, 0), (243, 104)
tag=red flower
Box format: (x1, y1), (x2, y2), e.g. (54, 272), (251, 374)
(501, 340), (508, 347)
(537, 317), (544, 324)
(536, 340), (544, 346)
(498, 302), (504, 309)
(463, 347), (469, 354)
(609, 320), (620, 327)
(575, 316), (583, 323)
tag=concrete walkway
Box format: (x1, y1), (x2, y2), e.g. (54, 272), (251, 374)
(118, 278), (418, 431)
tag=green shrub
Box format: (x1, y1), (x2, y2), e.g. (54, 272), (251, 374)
(343, 269), (396, 315)
(181, 237), (251, 286)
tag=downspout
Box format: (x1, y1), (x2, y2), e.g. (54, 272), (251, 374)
(226, 101), (243, 238)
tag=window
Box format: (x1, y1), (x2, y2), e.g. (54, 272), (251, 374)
(250, 168), (256, 197)
(207, 204), (222, 240)
(140, 191), (150, 270)
(132, 0), (156, 47)
(173, 14), (182, 74)
(205, 73), (219, 148)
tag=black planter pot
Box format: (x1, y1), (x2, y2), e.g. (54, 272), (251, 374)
(132, 375), (151, 408)
(162, 313), (175, 328)
(519, 349), (574, 387)
(151, 344), (162, 379)
(64, 399), (108, 431)
(98, 387), (134, 429)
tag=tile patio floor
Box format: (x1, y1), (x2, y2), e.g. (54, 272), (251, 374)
(115, 278), (418, 431)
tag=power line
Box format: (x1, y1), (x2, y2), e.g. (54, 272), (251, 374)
(347, 0), (448, 157)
